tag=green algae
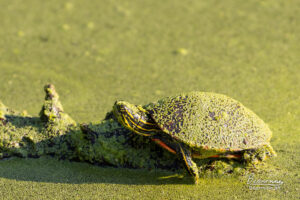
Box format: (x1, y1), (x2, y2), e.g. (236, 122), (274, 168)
(40, 84), (76, 137)
(0, 0), (299, 199)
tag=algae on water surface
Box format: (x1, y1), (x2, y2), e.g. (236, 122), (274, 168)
(0, 0), (299, 199)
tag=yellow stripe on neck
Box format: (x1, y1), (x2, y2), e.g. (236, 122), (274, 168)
(123, 116), (152, 136)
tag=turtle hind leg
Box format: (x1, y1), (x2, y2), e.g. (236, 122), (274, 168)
(243, 144), (277, 165)
(177, 143), (199, 184)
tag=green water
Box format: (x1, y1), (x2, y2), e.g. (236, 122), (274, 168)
(0, 0), (299, 199)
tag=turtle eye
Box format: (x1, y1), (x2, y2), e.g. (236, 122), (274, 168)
(119, 107), (125, 112)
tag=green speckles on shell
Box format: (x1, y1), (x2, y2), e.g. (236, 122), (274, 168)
(145, 92), (272, 150)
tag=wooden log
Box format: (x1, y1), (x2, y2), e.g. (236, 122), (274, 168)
(0, 84), (180, 171)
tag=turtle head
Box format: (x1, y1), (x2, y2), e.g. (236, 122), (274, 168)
(113, 101), (159, 136)
(113, 101), (140, 125)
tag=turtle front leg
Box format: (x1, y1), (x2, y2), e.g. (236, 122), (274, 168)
(177, 143), (199, 184)
(150, 137), (199, 184)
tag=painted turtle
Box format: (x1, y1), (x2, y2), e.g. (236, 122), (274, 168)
(113, 92), (276, 184)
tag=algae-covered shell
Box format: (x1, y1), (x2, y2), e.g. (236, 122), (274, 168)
(144, 92), (272, 151)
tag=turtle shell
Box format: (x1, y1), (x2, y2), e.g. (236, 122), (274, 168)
(144, 92), (272, 151)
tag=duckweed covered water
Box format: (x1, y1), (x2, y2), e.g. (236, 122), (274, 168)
(0, 0), (299, 199)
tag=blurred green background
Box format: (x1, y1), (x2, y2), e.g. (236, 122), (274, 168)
(0, 0), (299, 199)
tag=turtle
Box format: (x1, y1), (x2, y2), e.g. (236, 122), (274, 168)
(112, 92), (276, 184)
